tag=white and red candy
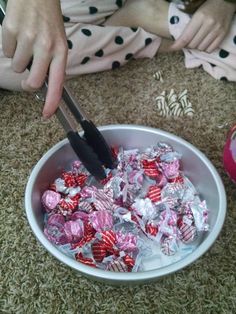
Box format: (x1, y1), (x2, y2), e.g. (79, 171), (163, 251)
(42, 142), (209, 272)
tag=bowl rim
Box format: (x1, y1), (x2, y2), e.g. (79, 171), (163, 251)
(25, 124), (227, 282)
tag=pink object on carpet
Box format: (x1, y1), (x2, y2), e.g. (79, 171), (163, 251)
(223, 124), (236, 183)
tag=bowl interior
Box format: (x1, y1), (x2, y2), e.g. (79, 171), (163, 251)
(26, 125), (226, 283)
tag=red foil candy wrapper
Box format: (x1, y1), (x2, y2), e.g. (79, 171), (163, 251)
(43, 142), (210, 272)
(146, 222), (158, 236)
(75, 253), (97, 268)
(101, 230), (116, 251)
(123, 254), (135, 270)
(146, 185), (162, 203)
(92, 241), (107, 262)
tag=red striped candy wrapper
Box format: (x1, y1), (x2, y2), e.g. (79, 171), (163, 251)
(169, 175), (184, 184)
(58, 195), (80, 212)
(145, 222), (158, 236)
(75, 252), (97, 267)
(123, 254), (135, 271)
(92, 241), (107, 262)
(78, 201), (94, 213)
(178, 220), (197, 244)
(141, 159), (161, 179)
(62, 172), (77, 188)
(74, 221), (96, 247)
(101, 230), (116, 251)
(107, 260), (128, 272)
(75, 174), (88, 187)
(100, 172), (113, 185)
(146, 185), (162, 203)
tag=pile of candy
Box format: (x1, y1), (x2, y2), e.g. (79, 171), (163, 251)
(42, 143), (209, 272)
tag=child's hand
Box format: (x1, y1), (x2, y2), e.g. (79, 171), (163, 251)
(171, 0), (236, 53)
(2, 0), (68, 118)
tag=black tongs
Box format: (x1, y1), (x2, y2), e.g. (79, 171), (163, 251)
(57, 85), (114, 180)
(0, 1), (114, 180)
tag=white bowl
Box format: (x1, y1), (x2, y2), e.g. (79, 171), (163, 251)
(25, 125), (226, 284)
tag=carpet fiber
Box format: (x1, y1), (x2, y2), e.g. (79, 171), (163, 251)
(1, 52), (236, 314)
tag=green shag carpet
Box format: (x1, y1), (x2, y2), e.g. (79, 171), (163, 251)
(0, 52), (236, 314)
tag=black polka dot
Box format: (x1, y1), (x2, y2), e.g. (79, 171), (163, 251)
(62, 15), (70, 22)
(145, 38), (152, 46)
(81, 57), (90, 64)
(210, 63), (216, 67)
(219, 49), (229, 58)
(116, 0), (123, 8)
(131, 27), (138, 32)
(233, 36), (236, 45)
(170, 16), (179, 24)
(67, 40), (73, 49)
(220, 76), (228, 82)
(125, 53), (133, 60)
(115, 36), (124, 45)
(95, 49), (104, 57)
(112, 61), (120, 69)
(89, 6), (98, 14)
(81, 29), (92, 36)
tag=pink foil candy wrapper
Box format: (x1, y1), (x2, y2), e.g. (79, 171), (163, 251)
(72, 160), (82, 172)
(160, 152), (181, 179)
(42, 142), (210, 272)
(89, 210), (113, 232)
(44, 214), (68, 245)
(42, 190), (61, 212)
(64, 220), (84, 243)
(115, 231), (138, 252)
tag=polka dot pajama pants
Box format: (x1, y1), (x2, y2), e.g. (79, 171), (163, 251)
(0, 0), (235, 91)
(169, 3), (236, 82)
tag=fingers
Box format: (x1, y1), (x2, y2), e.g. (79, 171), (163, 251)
(187, 25), (214, 49)
(196, 30), (219, 51)
(42, 51), (67, 118)
(2, 19), (17, 57)
(21, 51), (51, 92)
(171, 18), (201, 51)
(206, 33), (226, 53)
(11, 35), (34, 73)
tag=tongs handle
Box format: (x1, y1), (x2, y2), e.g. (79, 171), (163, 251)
(62, 85), (88, 123)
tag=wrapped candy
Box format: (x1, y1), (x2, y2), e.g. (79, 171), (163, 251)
(42, 190), (61, 212)
(161, 236), (178, 256)
(44, 214), (68, 245)
(89, 210), (113, 232)
(64, 220), (84, 243)
(106, 259), (128, 272)
(42, 142), (210, 272)
(178, 219), (197, 244)
(115, 231), (138, 252)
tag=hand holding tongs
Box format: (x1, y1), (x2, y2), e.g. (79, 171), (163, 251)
(0, 1), (114, 180)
